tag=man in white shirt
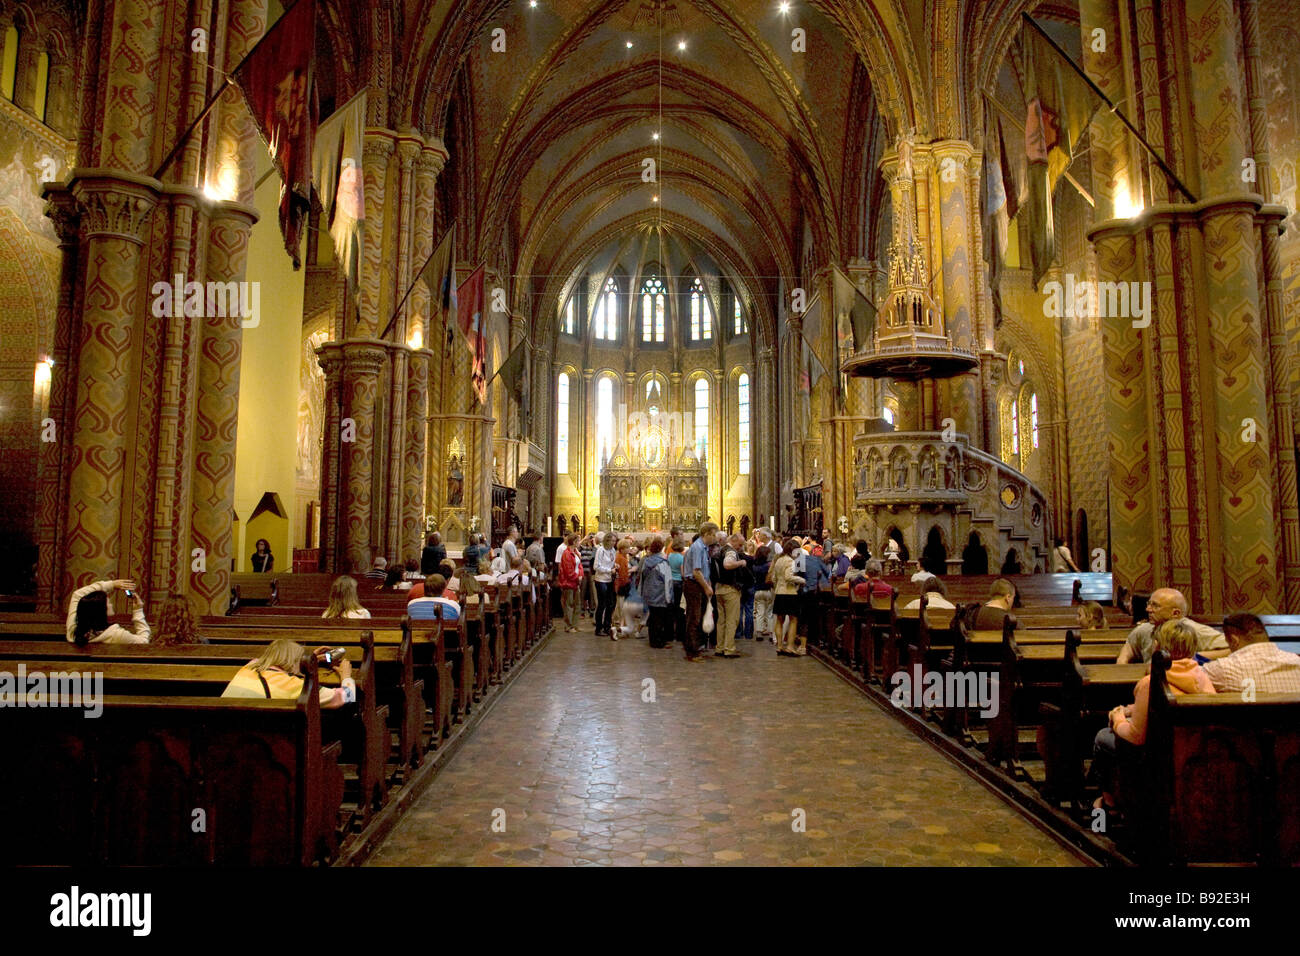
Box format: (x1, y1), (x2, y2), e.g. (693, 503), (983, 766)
(490, 549), (509, 576)
(903, 576), (955, 612)
(755, 527), (782, 557)
(502, 527), (520, 563)
(1203, 612), (1300, 694)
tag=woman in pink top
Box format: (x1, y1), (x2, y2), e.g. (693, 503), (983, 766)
(1091, 619), (1215, 813)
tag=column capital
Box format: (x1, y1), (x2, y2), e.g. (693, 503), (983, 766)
(42, 185), (80, 246)
(69, 174), (161, 244)
(363, 130), (397, 164)
(419, 138), (449, 175)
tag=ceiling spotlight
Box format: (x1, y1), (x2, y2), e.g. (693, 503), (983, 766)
(529, 0), (537, 7)
(779, 1), (790, 12)
(677, 40), (686, 51)
(626, 40), (633, 49)
(652, 131), (660, 141)
(652, 195), (659, 203)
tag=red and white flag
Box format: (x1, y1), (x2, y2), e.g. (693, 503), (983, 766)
(456, 265), (487, 405)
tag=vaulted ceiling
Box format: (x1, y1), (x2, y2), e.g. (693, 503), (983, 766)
(317, 0), (1068, 341)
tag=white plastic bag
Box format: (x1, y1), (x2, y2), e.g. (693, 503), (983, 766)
(702, 602), (715, 634)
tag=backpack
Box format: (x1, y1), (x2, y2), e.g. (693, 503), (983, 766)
(638, 555), (672, 608)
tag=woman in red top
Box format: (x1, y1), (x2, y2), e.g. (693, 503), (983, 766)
(557, 534), (583, 632)
(612, 539), (632, 632)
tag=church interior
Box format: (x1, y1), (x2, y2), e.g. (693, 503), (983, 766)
(1, 0), (1299, 884)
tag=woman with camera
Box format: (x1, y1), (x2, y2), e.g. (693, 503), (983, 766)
(221, 639), (356, 708)
(65, 578), (151, 644)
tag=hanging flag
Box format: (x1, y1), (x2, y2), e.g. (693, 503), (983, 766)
(831, 264), (877, 354)
(1020, 20), (1102, 286)
(312, 89), (365, 292)
(800, 295), (829, 387)
(235, 0), (317, 268)
(457, 265), (487, 405)
(982, 109), (1012, 328)
(494, 340), (531, 429)
(419, 223), (458, 348)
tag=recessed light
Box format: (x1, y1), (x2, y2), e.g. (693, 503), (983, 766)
(652, 195), (659, 202)
(626, 41), (633, 49)
(529, 0), (537, 7)
(779, 2), (790, 13)
(652, 131), (660, 141)
(678, 40), (686, 51)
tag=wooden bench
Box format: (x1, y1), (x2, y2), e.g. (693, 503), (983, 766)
(0, 655), (344, 865)
(0, 634), (392, 821)
(1142, 651), (1300, 865)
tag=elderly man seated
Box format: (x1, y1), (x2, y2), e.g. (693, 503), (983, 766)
(1116, 587), (1226, 663)
(1202, 612), (1300, 694)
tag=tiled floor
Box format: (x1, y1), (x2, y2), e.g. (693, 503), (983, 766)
(368, 621), (1084, 866)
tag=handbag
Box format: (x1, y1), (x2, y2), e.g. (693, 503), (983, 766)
(702, 602), (715, 634)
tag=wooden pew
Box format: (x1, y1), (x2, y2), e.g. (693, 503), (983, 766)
(228, 572), (278, 612)
(0, 635), (391, 820)
(0, 656), (344, 865)
(1143, 651), (1300, 865)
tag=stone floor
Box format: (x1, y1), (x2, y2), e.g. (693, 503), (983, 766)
(368, 620), (1085, 866)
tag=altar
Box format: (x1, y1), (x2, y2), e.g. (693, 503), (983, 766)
(597, 436), (708, 533)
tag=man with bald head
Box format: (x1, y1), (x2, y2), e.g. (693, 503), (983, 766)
(1116, 587), (1226, 663)
(712, 533), (749, 658)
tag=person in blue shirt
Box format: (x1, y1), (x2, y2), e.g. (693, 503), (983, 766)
(666, 538), (686, 645)
(799, 548), (832, 647)
(680, 522), (718, 662)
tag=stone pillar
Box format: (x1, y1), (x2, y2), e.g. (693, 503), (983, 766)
(34, 190), (82, 610)
(713, 366), (724, 521)
(189, 201), (258, 614)
(403, 347), (432, 560)
(932, 140), (981, 441)
(318, 348), (344, 569)
(756, 344), (776, 520)
(338, 343), (388, 572)
(357, 133), (395, 337)
(61, 177), (158, 594)
(582, 367), (595, 529)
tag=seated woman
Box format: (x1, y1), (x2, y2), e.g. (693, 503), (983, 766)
(474, 558), (496, 587)
(903, 576), (955, 611)
(321, 575), (371, 619)
(66, 578), (151, 645)
(1090, 619), (1215, 813)
(375, 567), (404, 592)
(154, 593), (206, 646)
(221, 639), (355, 708)
(407, 574), (461, 621)
(1076, 600), (1107, 630)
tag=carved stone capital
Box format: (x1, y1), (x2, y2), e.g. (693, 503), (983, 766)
(71, 175), (159, 244)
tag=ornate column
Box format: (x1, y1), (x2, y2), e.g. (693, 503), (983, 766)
(338, 342), (388, 571)
(582, 367), (595, 529)
(403, 346), (432, 559)
(931, 140), (981, 441)
(318, 347), (344, 569)
(712, 366), (724, 522)
(35, 190), (82, 610)
(357, 132), (395, 337)
(61, 176), (158, 594)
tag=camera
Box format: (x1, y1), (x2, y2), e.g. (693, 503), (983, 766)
(320, 647), (346, 667)
(123, 589), (134, 599)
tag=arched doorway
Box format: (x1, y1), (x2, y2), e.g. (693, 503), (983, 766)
(921, 526), (947, 576)
(962, 531), (989, 575)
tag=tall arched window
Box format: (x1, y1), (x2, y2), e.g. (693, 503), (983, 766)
(693, 378), (709, 459)
(737, 373), (751, 474)
(645, 374), (664, 415)
(733, 296), (746, 335)
(596, 376), (615, 472)
(1030, 392), (1039, 449)
(562, 296), (575, 335)
(593, 276), (618, 341)
(33, 50), (48, 121)
(640, 275), (666, 342)
(689, 278), (712, 341)
(556, 373), (570, 473)
(1, 25), (18, 101)
(1010, 398), (1020, 455)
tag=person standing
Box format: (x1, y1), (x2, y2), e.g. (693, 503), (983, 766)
(579, 534), (597, 617)
(502, 527), (521, 564)
(667, 537), (686, 645)
(592, 532), (617, 636)
(751, 545), (774, 642)
(639, 537), (674, 648)
(681, 522), (718, 662)
(771, 539), (805, 656)
(739, 538), (757, 641)
(525, 533), (546, 572)
(712, 533), (747, 658)
(1050, 537), (1080, 573)
(557, 533), (583, 632)
(420, 533), (446, 575)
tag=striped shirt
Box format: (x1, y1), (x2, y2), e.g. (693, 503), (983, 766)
(1202, 642), (1300, 695)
